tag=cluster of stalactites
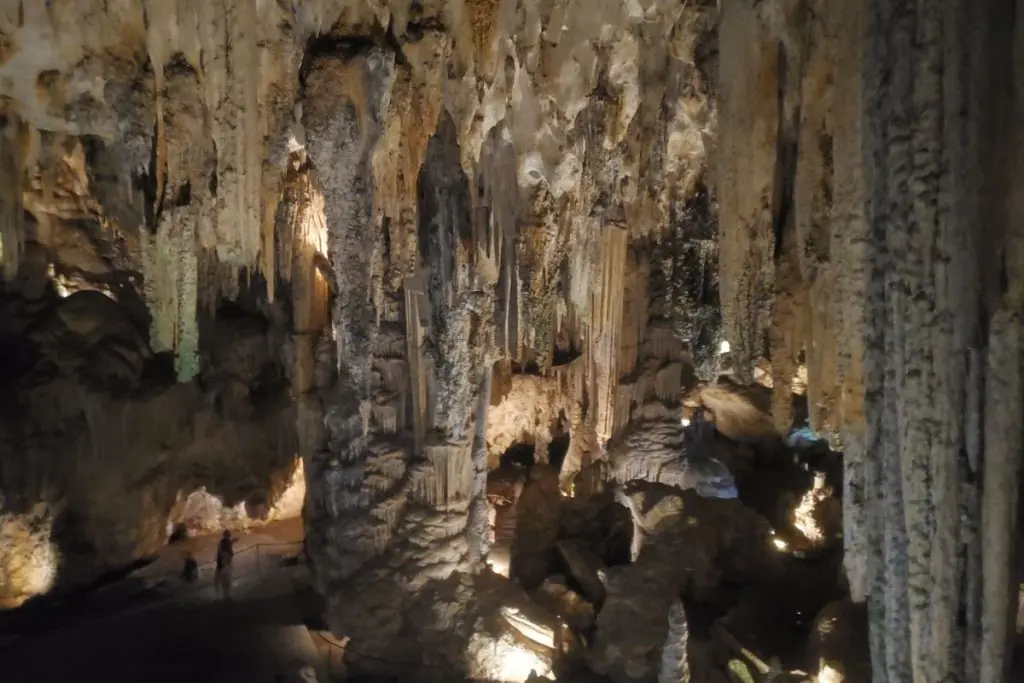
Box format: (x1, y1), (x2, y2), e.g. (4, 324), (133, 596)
(139, 216), (200, 382)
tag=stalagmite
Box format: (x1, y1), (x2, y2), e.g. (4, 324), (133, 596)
(658, 601), (692, 683)
(8, 2), (1024, 681)
(468, 363), (494, 565)
(0, 116), (27, 281)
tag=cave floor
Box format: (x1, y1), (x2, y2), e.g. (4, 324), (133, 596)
(0, 520), (321, 683)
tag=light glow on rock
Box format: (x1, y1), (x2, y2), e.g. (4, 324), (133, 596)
(817, 663), (842, 683)
(487, 554), (511, 578)
(468, 632), (555, 683)
(495, 642), (553, 682)
(0, 502), (61, 602)
(793, 472), (828, 544)
(718, 339), (731, 355)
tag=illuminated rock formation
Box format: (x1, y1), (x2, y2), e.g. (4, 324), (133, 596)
(0, 1), (1021, 682)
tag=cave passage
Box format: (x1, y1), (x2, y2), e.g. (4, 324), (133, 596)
(499, 442), (537, 471)
(548, 432), (570, 472)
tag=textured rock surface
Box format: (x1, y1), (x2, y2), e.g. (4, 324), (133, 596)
(0, 1), (1022, 682)
(589, 482), (774, 683)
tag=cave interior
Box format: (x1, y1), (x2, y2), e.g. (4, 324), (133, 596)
(0, 2), (1023, 683)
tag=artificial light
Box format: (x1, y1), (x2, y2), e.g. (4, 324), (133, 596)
(496, 643), (554, 682)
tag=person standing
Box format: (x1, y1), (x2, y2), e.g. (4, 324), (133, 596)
(181, 552), (199, 583)
(215, 530), (235, 599)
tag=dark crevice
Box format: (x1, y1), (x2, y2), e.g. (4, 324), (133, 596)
(298, 31), (383, 89)
(207, 146), (218, 198)
(500, 442), (536, 471)
(173, 181), (192, 208)
(384, 16), (409, 67)
(548, 433), (570, 472)
(141, 100), (161, 233)
(771, 40), (798, 262)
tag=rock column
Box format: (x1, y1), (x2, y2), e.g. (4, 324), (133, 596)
(861, 1), (1024, 681)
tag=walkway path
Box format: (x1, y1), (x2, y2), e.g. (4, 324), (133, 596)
(0, 520), (321, 683)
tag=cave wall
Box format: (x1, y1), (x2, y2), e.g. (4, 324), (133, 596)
(0, 0), (721, 650)
(0, 1), (1021, 681)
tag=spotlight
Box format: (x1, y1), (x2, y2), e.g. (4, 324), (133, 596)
(496, 645), (553, 682)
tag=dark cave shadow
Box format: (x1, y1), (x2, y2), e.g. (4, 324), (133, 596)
(1, 589), (310, 683)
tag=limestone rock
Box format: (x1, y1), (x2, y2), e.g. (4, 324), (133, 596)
(556, 539), (607, 606)
(607, 418), (739, 500)
(534, 574), (597, 636)
(510, 466), (563, 588)
(0, 2), (1019, 681)
(590, 482), (775, 682)
(806, 599), (871, 683)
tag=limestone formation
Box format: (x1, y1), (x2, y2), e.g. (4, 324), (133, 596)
(0, 1), (1022, 682)
(658, 601), (692, 683)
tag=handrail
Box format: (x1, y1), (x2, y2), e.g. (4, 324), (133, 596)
(311, 629), (449, 672)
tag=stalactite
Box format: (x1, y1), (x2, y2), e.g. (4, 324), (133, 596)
(280, 157), (330, 397)
(373, 34), (448, 290)
(405, 271), (431, 456)
(716, 0), (779, 383)
(0, 115), (28, 281)
(140, 211), (200, 382)
(417, 442), (474, 509)
(198, 1), (263, 269)
(591, 226), (629, 444)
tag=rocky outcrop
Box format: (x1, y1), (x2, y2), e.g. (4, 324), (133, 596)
(588, 482), (775, 683)
(607, 418), (738, 500)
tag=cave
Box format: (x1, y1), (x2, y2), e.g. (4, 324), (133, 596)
(499, 442), (537, 471)
(0, 3), (1022, 683)
(547, 432), (571, 473)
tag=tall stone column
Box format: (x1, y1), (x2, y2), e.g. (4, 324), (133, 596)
(301, 46), (395, 591)
(861, 1), (1023, 682)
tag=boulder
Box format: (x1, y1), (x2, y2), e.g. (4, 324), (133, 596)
(511, 466), (562, 588)
(534, 574), (597, 635)
(556, 538), (607, 605)
(806, 599), (871, 683)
